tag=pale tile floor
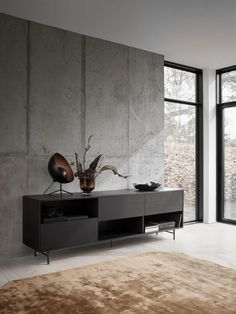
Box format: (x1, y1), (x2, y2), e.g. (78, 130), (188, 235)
(0, 222), (236, 287)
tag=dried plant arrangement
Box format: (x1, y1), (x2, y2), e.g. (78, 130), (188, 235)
(74, 135), (128, 194)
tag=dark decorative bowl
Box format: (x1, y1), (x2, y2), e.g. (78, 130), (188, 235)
(133, 182), (161, 192)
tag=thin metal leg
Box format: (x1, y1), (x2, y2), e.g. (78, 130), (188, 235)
(61, 189), (73, 195)
(48, 183), (73, 197)
(40, 251), (50, 264)
(110, 240), (113, 248)
(34, 250), (50, 264)
(165, 229), (176, 240)
(43, 181), (54, 194)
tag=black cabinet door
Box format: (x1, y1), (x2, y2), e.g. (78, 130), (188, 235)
(41, 218), (98, 250)
(98, 195), (144, 221)
(145, 190), (183, 215)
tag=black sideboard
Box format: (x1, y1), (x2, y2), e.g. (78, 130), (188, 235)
(23, 188), (184, 264)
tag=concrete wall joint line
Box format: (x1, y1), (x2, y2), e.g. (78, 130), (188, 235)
(81, 36), (86, 151)
(26, 21), (31, 190)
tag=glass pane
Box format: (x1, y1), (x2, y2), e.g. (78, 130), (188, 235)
(224, 107), (236, 220)
(164, 67), (196, 102)
(164, 102), (196, 222)
(222, 71), (236, 102)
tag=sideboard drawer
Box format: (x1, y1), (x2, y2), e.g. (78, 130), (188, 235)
(98, 195), (144, 221)
(145, 190), (183, 215)
(41, 218), (98, 250)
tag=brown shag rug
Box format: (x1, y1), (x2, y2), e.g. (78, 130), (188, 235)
(1, 252), (236, 314)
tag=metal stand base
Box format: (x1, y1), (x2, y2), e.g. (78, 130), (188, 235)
(44, 182), (73, 197)
(165, 229), (176, 240)
(34, 250), (50, 264)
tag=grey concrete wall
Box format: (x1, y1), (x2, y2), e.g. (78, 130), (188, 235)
(128, 48), (164, 187)
(28, 22), (82, 195)
(85, 37), (129, 190)
(0, 14), (28, 256)
(0, 13), (164, 256)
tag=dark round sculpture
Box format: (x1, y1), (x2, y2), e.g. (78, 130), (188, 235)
(48, 153), (74, 183)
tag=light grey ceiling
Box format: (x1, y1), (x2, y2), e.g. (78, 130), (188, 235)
(0, 0), (235, 69)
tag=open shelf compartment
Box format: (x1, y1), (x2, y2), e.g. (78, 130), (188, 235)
(98, 216), (143, 241)
(41, 198), (98, 224)
(144, 211), (183, 233)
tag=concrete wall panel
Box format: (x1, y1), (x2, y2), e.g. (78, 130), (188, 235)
(129, 48), (164, 157)
(29, 23), (83, 156)
(85, 37), (129, 157)
(0, 14), (27, 154)
(0, 157), (28, 255)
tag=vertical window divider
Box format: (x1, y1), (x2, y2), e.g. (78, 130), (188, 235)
(164, 61), (203, 222)
(217, 66), (236, 224)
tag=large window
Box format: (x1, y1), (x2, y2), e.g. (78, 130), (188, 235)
(217, 66), (236, 223)
(164, 62), (203, 222)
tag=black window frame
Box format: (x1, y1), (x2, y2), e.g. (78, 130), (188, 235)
(164, 61), (203, 222)
(216, 65), (236, 224)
